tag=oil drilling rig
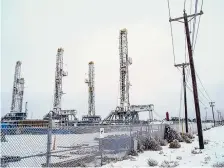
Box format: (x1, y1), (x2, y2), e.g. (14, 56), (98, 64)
(78, 61), (101, 126)
(102, 29), (154, 124)
(1, 61), (27, 121)
(43, 48), (77, 126)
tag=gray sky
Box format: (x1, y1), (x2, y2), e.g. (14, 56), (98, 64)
(1, 0), (224, 121)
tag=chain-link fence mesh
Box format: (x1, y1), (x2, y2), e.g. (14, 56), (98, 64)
(1, 122), (213, 167)
(1, 124), (49, 167)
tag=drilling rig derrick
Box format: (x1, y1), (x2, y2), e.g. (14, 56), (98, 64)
(85, 61), (95, 116)
(78, 61), (101, 126)
(43, 48), (77, 126)
(1, 61), (27, 121)
(102, 29), (154, 125)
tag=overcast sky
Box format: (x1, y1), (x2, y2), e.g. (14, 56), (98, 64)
(1, 0), (224, 121)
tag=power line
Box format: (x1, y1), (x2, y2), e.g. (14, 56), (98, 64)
(184, 0), (187, 11)
(177, 66), (208, 107)
(189, 0), (193, 31)
(179, 76), (183, 118)
(167, 0), (176, 65)
(185, 76), (210, 103)
(195, 71), (212, 101)
(192, 0), (204, 54)
(185, 82), (208, 107)
(185, 77), (210, 103)
(192, 14), (202, 55)
(191, 0), (199, 46)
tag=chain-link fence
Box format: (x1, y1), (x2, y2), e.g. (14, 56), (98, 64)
(1, 122), (214, 167)
(1, 122), (166, 167)
(170, 122), (214, 134)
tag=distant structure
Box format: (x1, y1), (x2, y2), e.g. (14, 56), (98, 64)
(119, 28), (131, 112)
(85, 61), (95, 116)
(102, 29), (154, 124)
(25, 102), (28, 114)
(78, 61), (101, 126)
(43, 48), (77, 126)
(53, 48), (67, 114)
(1, 61), (27, 121)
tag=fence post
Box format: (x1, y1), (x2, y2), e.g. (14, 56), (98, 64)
(46, 112), (52, 167)
(99, 127), (104, 166)
(129, 124), (131, 151)
(99, 138), (103, 166)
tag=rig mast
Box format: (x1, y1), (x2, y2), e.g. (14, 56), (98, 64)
(2, 61), (27, 121)
(102, 29), (154, 124)
(53, 48), (67, 114)
(78, 61), (101, 126)
(119, 28), (132, 112)
(43, 48), (77, 126)
(85, 61), (95, 116)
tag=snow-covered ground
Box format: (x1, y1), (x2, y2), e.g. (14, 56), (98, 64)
(103, 126), (224, 168)
(1, 123), (214, 167)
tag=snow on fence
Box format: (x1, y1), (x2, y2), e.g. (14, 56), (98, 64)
(170, 122), (214, 134)
(1, 122), (212, 167)
(1, 123), (166, 167)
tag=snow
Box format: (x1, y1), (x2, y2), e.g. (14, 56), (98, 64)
(102, 126), (224, 168)
(1, 123), (216, 167)
(2, 131), (131, 167)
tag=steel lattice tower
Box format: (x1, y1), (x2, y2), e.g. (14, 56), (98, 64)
(101, 28), (154, 124)
(119, 28), (132, 112)
(85, 61), (95, 116)
(53, 48), (67, 114)
(10, 61), (25, 113)
(2, 61), (27, 121)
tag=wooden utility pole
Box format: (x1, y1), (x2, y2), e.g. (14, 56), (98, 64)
(175, 63), (189, 133)
(209, 102), (215, 126)
(170, 10), (204, 149)
(217, 110), (221, 125)
(204, 107), (208, 122)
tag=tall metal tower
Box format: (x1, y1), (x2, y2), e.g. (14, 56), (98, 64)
(43, 48), (77, 126)
(119, 28), (132, 112)
(10, 61), (24, 113)
(85, 61), (95, 116)
(102, 28), (154, 124)
(2, 61), (27, 121)
(53, 48), (67, 114)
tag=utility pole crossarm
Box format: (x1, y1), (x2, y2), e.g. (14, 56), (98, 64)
(209, 102), (215, 126)
(174, 63), (190, 68)
(170, 11), (203, 22)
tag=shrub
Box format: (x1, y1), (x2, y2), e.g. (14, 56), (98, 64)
(191, 149), (202, 154)
(204, 139), (209, 145)
(147, 158), (158, 167)
(160, 139), (168, 146)
(180, 133), (193, 143)
(165, 126), (183, 143)
(160, 160), (179, 167)
(176, 156), (182, 160)
(169, 139), (181, 148)
(137, 136), (162, 151)
(159, 150), (164, 155)
(204, 156), (211, 162)
(146, 137), (162, 151)
(137, 136), (147, 152)
(186, 133), (194, 139)
(155, 136), (168, 146)
(185, 137), (192, 143)
(213, 162), (224, 167)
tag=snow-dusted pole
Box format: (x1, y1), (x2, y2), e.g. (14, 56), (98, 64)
(46, 112), (52, 167)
